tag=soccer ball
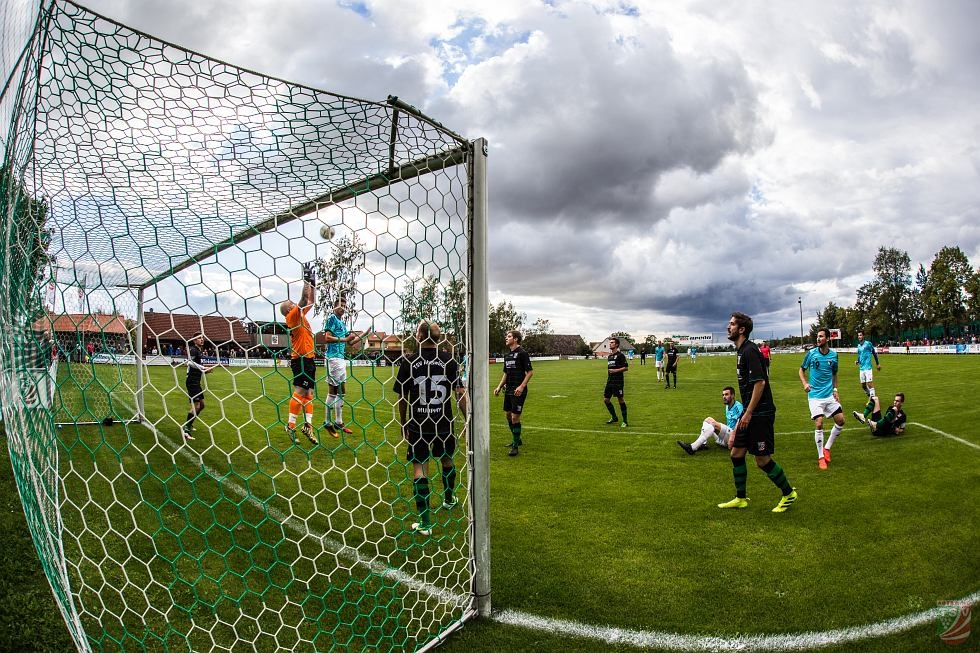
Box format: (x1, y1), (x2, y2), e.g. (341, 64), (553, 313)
(319, 224), (336, 240)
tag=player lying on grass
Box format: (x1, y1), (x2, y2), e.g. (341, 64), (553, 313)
(676, 386), (743, 455)
(852, 393), (907, 436)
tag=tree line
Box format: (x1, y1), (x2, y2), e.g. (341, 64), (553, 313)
(809, 246), (980, 345)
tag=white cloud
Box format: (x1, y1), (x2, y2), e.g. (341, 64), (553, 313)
(39, 0), (980, 341)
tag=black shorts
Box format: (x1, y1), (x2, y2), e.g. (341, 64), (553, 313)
(406, 430), (456, 463)
(503, 389), (528, 414)
(290, 357), (316, 390)
(665, 362), (677, 373)
(731, 413), (775, 456)
(603, 381), (625, 399)
(186, 383), (204, 403)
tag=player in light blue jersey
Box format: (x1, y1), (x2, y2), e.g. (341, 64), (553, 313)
(677, 386), (743, 455)
(689, 344), (697, 364)
(654, 341), (665, 382)
(322, 297), (358, 436)
(799, 327), (845, 470)
(854, 329), (881, 398)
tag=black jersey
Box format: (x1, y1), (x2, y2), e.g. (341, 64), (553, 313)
(607, 351), (628, 382)
(878, 408), (907, 435)
(186, 346), (204, 385)
(394, 348), (462, 435)
(736, 339), (775, 417)
(502, 346), (533, 390)
(665, 346), (679, 368)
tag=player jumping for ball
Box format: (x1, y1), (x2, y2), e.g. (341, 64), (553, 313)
(279, 263), (318, 445)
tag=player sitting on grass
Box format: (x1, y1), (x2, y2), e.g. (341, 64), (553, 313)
(852, 393), (907, 437)
(677, 386), (743, 455)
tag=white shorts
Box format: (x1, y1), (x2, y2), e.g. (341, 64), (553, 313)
(326, 357), (348, 385)
(808, 397), (842, 419)
(717, 424), (733, 445)
(859, 369), (874, 383)
(655, 360), (663, 368)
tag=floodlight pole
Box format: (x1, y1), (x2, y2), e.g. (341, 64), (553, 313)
(468, 138), (491, 618)
(798, 297), (804, 347)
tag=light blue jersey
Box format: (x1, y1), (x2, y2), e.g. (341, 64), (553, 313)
(856, 340), (879, 371)
(323, 313), (348, 359)
(801, 347), (838, 399)
(725, 400), (745, 430)
(655, 346), (665, 362)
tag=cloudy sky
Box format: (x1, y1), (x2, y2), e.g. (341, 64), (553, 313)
(48, 1), (980, 341)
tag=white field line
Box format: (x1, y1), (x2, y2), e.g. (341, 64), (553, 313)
(494, 590), (980, 651)
(911, 421), (980, 450)
(488, 419), (980, 650)
(125, 412), (467, 609)
(120, 412), (977, 651)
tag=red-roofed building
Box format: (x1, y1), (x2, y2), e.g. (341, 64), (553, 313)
(142, 311), (251, 358)
(35, 311), (131, 361)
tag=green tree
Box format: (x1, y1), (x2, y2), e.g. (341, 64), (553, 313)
(488, 301), (525, 355)
(314, 232), (366, 324)
(442, 278), (466, 342)
(909, 263), (929, 331)
(523, 317), (553, 354)
(869, 247), (913, 338)
(396, 275), (466, 342)
(0, 167), (52, 327)
(397, 275), (440, 334)
(921, 246), (972, 336)
(610, 331), (634, 347)
(813, 302), (847, 343)
(964, 268), (980, 323)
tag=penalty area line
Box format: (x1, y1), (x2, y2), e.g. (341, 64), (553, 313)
(493, 588), (980, 651)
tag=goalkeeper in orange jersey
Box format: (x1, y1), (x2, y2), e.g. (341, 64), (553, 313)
(279, 262), (318, 445)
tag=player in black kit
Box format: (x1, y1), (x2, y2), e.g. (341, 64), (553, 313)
(717, 312), (797, 513)
(664, 342), (679, 389)
(603, 337), (629, 427)
(494, 330), (534, 456)
(182, 333), (217, 441)
(395, 320), (467, 536)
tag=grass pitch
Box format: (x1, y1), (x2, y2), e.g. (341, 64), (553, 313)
(2, 352), (978, 652)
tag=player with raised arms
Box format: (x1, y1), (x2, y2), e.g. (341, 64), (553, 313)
(279, 263), (318, 445)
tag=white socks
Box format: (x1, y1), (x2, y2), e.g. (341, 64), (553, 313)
(826, 424), (843, 449)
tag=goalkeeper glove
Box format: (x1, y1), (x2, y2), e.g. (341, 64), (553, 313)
(302, 262), (316, 284)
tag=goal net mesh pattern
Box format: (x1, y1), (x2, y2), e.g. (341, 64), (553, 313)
(1, 1), (477, 650)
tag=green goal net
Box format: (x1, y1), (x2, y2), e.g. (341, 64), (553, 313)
(1, 1), (490, 651)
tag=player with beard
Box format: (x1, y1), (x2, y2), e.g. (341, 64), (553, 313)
(718, 312), (797, 513)
(603, 337), (629, 428)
